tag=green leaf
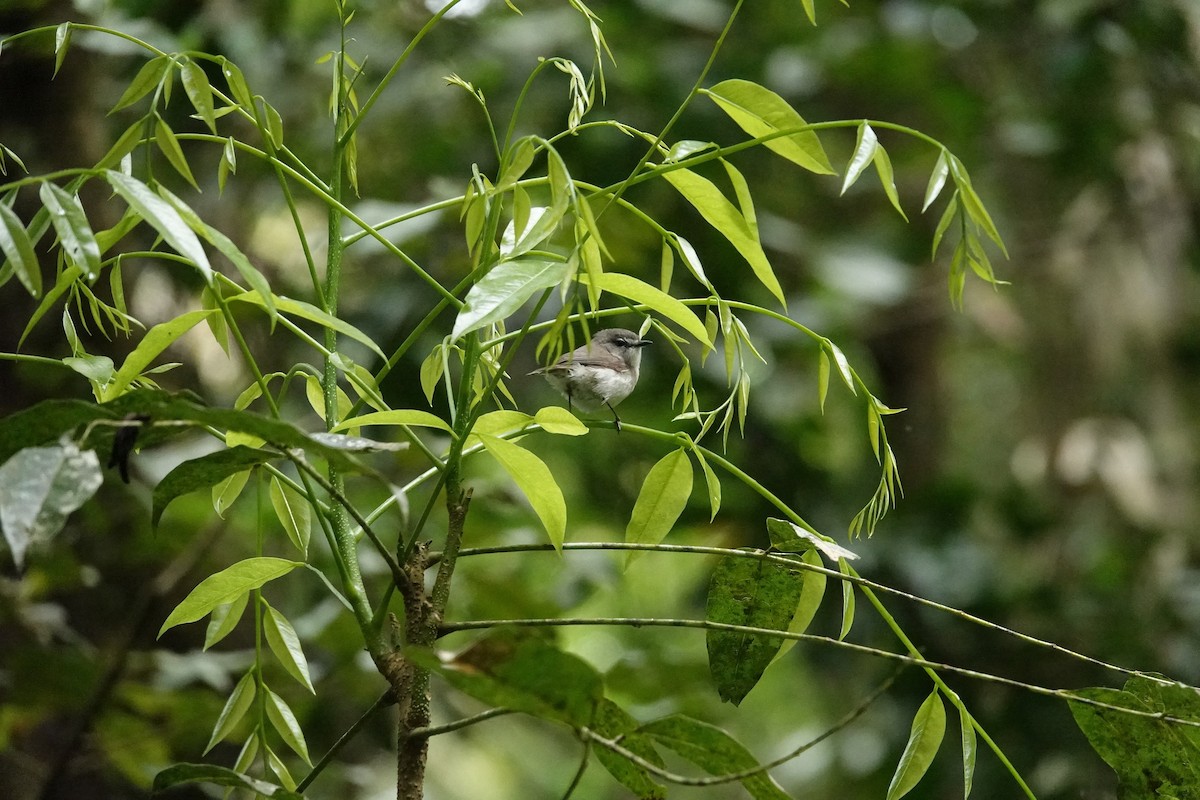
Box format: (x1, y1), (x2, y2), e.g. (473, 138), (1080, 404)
(452, 257), (572, 341)
(156, 186), (275, 320)
(959, 702), (977, 798)
(53, 23), (71, 76)
(39, 181), (101, 281)
(264, 687), (310, 764)
(229, 291), (383, 359)
(825, 340), (856, 392)
(947, 156), (1007, 255)
(153, 446), (274, 529)
(153, 763), (300, 798)
(705, 553), (807, 704)
(0, 440), (102, 570)
(219, 57), (255, 110)
(766, 517), (858, 562)
(931, 192), (959, 259)
(269, 475), (311, 555)
(411, 632), (603, 727)
(203, 591), (248, 650)
(624, 448), (693, 566)
(1069, 677), (1200, 796)
(591, 699), (667, 799)
(817, 349), (830, 412)
(838, 558), (856, 641)
(691, 445), (721, 520)
(872, 142), (907, 220)
(841, 121), (878, 194)
(159, 557), (302, 637)
(102, 309), (216, 401)
(533, 405), (589, 436)
(923, 150), (950, 212)
(263, 601), (314, 693)
(478, 434), (566, 550)
(180, 58), (217, 133)
(702, 79), (834, 174)
(641, 715), (790, 800)
(587, 271), (711, 346)
(20, 263), (81, 349)
(662, 168), (785, 306)
(330, 409), (453, 435)
(776, 549), (826, 661)
(0, 200), (41, 296)
(154, 116), (200, 190)
(110, 55), (169, 113)
(204, 670), (256, 753)
(887, 690), (947, 800)
(105, 170), (213, 282)
(97, 119), (149, 172)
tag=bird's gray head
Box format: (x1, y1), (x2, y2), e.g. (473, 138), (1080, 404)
(592, 328), (651, 373)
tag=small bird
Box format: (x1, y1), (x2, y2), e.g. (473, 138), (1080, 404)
(531, 328), (651, 431)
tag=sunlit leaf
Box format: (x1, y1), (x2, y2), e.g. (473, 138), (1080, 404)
(872, 143), (907, 220)
(624, 448), (693, 566)
(662, 167), (784, 306)
(587, 272), (711, 346)
(330, 409), (453, 435)
(839, 558), (856, 641)
(702, 79), (834, 175)
(923, 150), (950, 212)
(229, 291), (382, 359)
(841, 121), (878, 195)
(159, 557), (302, 637)
(452, 257), (571, 341)
(959, 701), (977, 798)
(478, 434), (566, 550)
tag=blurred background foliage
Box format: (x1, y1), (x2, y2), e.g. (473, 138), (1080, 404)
(1, 0), (1198, 798)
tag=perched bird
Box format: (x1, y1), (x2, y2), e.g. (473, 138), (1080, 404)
(531, 328), (651, 431)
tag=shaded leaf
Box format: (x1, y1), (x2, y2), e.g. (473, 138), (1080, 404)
(102, 309), (215, 401)
(204, 670), (256, 753)
(263, 601), (314, 693)
(592, 699), (667, 800)
(706, 553), (806, 704)
(887, 690), (947, 800)
(110, 56), (168, 113)
(203, 591), (248, 650)
(159, 557), (302, 637)
(412, 632), (603, 726)
(0, 440), (102, 569)
(154, 116), (199, 190)
(39, 181), (101, 281)
(105, 170), (213, 281)
(641, 715), (789, 800)
(180, 58), (217, 133)
(0, 200), (41, 297)
(153, 443), (271, 525)
(269, 475), (311, 555)
(153, 763), (300, 798)
(264, 687), (310, 764)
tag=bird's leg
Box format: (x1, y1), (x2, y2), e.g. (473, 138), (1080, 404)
(606, 402), (622, 433)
